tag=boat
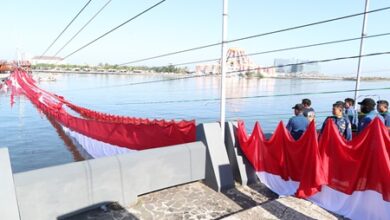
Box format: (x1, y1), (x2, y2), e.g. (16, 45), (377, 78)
(0, 62), (13, 73)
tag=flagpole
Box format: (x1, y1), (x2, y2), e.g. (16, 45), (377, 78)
(220, 0), (228, 139)
(353, 0), (370, 108)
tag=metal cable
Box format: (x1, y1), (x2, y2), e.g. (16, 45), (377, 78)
(171, 32), (390, 67)
(58, 50), (390, 92)
(115, 86), (390, 105)
(226, 51), (390, 75)
(118, 6), (390, 65)
(54, 0), (113, 57)
(41, 0), (93, 57)
(62, 0), (167, 60)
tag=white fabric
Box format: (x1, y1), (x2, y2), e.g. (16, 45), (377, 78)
(62, 126), (135, 158)
(256, 172), (390, 220)
(256, 171), (299, 196)
(309, 186), (390, 220)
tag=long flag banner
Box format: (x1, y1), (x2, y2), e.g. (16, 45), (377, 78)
(9, 70), (196, 158)
(237, 118), (390, 220)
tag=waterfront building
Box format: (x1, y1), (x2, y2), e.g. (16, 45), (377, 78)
(274, 58), (320, 75)
(31, 56), (65, 65)
(195, 48), (276, 77)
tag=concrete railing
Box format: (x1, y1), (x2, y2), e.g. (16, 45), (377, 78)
(224, 121), (259, 186)
(197, 122), (234, 191)
(0, 122), (246, 219)
(0, 148), (20, 220)
(6, 142), (206, 220)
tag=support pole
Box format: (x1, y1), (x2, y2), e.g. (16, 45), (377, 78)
(220, 0), (228, 139)
(354, 0), (370, 108)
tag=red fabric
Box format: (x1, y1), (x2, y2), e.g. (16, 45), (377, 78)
(320, 117), (390, 201)
(237, 121), (326, 198)
(237, 118), (390, 201)
(11, 70), (196, 150)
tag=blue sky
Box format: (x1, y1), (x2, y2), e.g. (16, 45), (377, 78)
(1, 0), (390, 75)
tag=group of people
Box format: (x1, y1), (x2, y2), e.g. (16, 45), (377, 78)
(286, 98), (390, 141)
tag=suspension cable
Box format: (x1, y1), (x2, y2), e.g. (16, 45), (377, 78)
(226, 51), (390, 75)
(41, 0), (93, 57)
(58, 50), (390, 92)
(54, 0), (113, 57)
(118, 6), (390, 66)
(171, 32), (390, 67)
(115, 86), (390, 105)
(62, 0), (167, 60)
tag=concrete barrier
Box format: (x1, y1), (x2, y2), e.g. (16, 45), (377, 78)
(225, 122), (259, 185)
(0, 148), (20, 220)
(197, 123), (234, 191)
(13, 142), (206, 220)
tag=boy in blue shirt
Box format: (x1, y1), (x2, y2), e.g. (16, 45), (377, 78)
(286, 104), (309, 140)
(357, 98), (385, 133)
(377, 100), (390, 131)
(321, 101), (352, 141)
(344, 98), (358, 131)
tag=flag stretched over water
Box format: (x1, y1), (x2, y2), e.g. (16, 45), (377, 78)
(9, 70), (196, 158)
(237, 118), (390, 220)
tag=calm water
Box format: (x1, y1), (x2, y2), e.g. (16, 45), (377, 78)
(0, 72), (389, 173)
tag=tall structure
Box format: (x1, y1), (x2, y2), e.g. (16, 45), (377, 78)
(195, 48), (275, 77)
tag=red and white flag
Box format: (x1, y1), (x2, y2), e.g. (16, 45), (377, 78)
(237, 118), (390, 220)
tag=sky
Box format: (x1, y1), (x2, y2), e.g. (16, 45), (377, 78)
(1, 0), (390, 75)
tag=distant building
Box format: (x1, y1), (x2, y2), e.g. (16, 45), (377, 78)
(274, 58), (320, 74)
(195, 48), (276, 77)
(31, 56), (65, 65)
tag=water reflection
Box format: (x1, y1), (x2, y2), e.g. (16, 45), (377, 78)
(45, 115), (85, 162)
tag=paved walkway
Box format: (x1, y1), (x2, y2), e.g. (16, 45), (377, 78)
(64, 181), (345, 220)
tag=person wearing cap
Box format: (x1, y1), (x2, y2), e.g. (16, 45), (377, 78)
(377, 100), (390, 130)
(357, 98), (385, 132)
(286, 104), (309, 140)
(302, 98), (315, 122)
(321, 101), (352, 141)
(344, 98), (358, 131)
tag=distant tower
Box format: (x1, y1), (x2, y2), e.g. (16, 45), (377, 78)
(225, 48), (256, 74)
(195, 47), (275, 77)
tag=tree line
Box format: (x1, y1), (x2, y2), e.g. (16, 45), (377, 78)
(32, 63), (188, 74)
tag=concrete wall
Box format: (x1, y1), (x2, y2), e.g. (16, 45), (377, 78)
(13, 142), (206, 220)
(0, 148), (20, 220)
(225, 122), (259, 185)
(197, 123), (234, 191)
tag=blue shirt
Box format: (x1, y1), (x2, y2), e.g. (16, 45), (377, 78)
(380, 112), (390, 127)
(321, 116), (352, 141)
(358, 110), (385, 132)
(344, 107), (358, 129)
(286, 114), (309, 140)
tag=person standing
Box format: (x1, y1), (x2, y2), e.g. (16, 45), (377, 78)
(286, 104), (309, 140)
(357, 98), (385, 132)
(344, 98), (358, 131)
(302, 98), (315, 122)
(321, 101), (352, 141)
(377, 100), (390, 131)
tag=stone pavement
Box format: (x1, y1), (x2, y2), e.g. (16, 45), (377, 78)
(64, 181), (345, 220)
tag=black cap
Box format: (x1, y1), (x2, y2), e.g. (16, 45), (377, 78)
(358, 98), (376, 107)
(292, 103), (304, 111)
(377, 100), (389, 107)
